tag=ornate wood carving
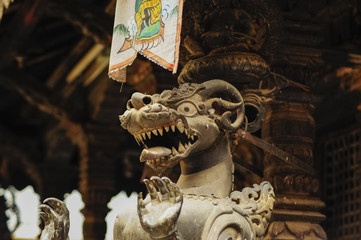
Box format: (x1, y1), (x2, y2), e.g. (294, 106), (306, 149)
(178, 0), (279, 88)
(262, 93), (327, 240)
(178, 0), (328, 239)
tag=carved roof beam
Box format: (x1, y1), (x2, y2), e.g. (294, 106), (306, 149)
(43, 0), (115, 93)
(0, 0), (45, 69)
(275, 44), (361, 68)
(0, 71), (88, 150)
(46, 37), (94, 88)
(43, 0), (113, 46)
(21, 46), (70, 69)
(65, 43), (105, 84)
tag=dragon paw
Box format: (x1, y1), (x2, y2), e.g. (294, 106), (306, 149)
(138, 176), (183, 239)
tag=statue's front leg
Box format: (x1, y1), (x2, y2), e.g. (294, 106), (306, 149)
(39, 198), (70, 240)
(138, 176), (184, 240)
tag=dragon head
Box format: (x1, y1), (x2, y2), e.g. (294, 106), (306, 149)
(119, 80), (245, 173)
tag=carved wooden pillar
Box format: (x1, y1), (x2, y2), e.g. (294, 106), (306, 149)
(79, 79), (123, 240)
(261, 1), (328, 238)
(262, 90), (326, 239)
(80, 143), (114, 240)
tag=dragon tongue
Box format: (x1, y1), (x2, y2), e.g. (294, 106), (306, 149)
(140, 147), (171, 162)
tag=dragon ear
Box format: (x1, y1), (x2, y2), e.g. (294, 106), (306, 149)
(199, 80), (245, 132)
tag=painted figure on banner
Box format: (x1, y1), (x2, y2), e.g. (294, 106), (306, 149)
(109, 0), (182, 79)
(116, 0), (164, 52)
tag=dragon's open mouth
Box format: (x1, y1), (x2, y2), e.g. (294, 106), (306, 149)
(132, 119), (198, 166)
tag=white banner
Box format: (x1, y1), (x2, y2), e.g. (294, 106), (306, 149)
(109, 0), (184, 82)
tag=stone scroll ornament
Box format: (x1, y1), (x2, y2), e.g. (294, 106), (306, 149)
(39, 80), (275, 240)
(108, 0), (184, 82)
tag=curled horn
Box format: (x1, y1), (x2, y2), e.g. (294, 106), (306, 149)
(242, 92), (269, 133)
(199, 80), (245, 131)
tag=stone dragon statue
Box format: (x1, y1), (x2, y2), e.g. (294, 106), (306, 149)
(39, 79), (275, 240)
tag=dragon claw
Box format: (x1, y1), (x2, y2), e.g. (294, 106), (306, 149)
(39, 198), (70, 240)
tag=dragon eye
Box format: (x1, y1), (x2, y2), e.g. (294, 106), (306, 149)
(177, 102), (197, 116)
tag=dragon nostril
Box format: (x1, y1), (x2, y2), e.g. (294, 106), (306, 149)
(143, 96), (152, 105)
(130, 93), (152, 109)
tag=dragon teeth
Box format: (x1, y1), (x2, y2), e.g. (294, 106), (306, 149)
(178, 142), (185, 153)
(134, 136), (140, 146)
(172, 147), (178, 155)
(137, 122), (195, 146)
(148, 157), (167, 166)
(176, 121), (184, 133)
